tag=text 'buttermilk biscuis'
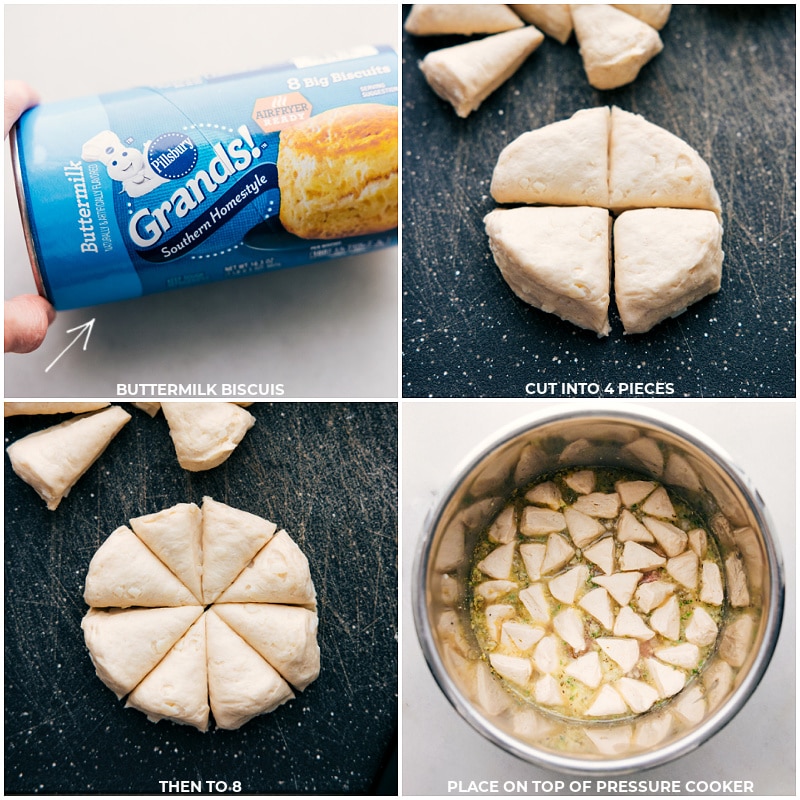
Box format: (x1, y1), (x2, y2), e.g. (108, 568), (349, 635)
(486, 106), (723, 336)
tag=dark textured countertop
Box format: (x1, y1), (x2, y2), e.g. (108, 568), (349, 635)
(402, 5), (796, 398)
(5, 403), (397, 795)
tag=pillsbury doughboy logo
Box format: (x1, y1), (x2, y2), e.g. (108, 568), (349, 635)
(146, 132), (199, 180)
(81, 130), (168, 198)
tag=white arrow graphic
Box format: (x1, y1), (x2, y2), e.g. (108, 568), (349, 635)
(45, 319), (96, 374)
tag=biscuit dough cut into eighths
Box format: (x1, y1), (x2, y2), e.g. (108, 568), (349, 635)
(6, 405), (131, 510)
(609, 108), (722, 214)
(201, 497), (277, 604)
(491, 107), (610, 207)
(4, 402), (110, 416)
(161, 402), (255, 472)
(130, 503), (203, 603)
(213, 604), (321, 691)
(510, 5), (573, 44)
(84, 526), (199, 608)
(612, 4), (672, 30)
(405, 4), (525, 36)
(484, 206), (611, 336)
(125, 616), (210, 731)
(81, 605), (202, 699)
(571, 4), (663, 90)
(419, 26), (544, 118)
(206, 610), (295, 730)
(216, 529), (317, 608)
(614, 208), (724, 334)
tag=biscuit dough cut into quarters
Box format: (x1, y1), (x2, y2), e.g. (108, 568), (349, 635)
(405, 4), (525, 36)
(5, 405), (131, 510)
(82, 497), (320, 731)
(161, 402), (255, 472)
(419, 26), (544, 118)
(486, 106), (724, 335)
(485, 207), (612, 336)
(571, 4), (664, 90)
(491, 107), (610, 207)
(614, 208), (723, 334)
(609, 107), (721, 215)
(510, 5), (573, 44)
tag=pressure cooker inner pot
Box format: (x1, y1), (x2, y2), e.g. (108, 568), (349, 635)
(420, 412), (779, 770)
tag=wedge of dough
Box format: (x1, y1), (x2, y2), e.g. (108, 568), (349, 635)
(130, 503), (203, 603)
(131, 402), (161, 417)
(125, 615), (209, 731)
(419, 26), (544, 118)
(84, 526), (199, 608)
(609, 107), (722, 215)
(491, 107), (609, 207)
(81, 605), (202, 699)
(161, 402), (255, 472)
(612, 4), (672, 30)
(214, 604), (320, 691)
(6, 405), (131, 510)
(4, 402), (110, 417)
(571, 4), (663, 90)
(510, 5), (572, 44)
(206, 610), (295, 730)
(201, 497), (277, 604)
(485, 206), (611, 336)
(405, 4), (525, 36)
(216, 529), (317, 608)
(614, 208), (724, 334)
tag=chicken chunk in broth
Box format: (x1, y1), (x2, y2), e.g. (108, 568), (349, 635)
(469, 467), (725, 721)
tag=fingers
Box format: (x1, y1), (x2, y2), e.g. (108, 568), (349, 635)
(4, 294), (56, 353)
(4, 80), (39, 139)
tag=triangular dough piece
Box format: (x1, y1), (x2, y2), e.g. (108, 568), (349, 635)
(609, 107), (722, 214)
(405, 4), (525, 35)
(206, 610), (295, 730)
(419, 26), (544, 118)
(84, 526), (199, 608)
(131, 401), (161, 417)
(216, 529), (316, 608)
(201, 497), (277, 603)
(6, 406), (131, 510)
(4, 402), (110, 416)
(614, 208), (724, 334)
(125, 616), (210, 731)
(214, 604), (320, 691)
(130, 503), (203, 603)
(161, 402), (255, 471)
(491, 107), (610, 207)
(611, 4), (672, 30)
(484, 206), (611, 336)
(510, 5), (572, 44)
(81, 605), (202, 699)
(571, 4), (663, 90)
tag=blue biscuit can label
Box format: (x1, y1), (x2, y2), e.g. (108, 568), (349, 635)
(12, 46), (398, 310)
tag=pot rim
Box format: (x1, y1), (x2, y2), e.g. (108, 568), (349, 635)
(412, 402), (785, 774)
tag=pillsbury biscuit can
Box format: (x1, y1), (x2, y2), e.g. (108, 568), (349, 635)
(11, 46), (398, 310)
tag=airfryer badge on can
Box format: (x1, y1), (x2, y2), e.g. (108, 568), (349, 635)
(12, 46), (398, 310)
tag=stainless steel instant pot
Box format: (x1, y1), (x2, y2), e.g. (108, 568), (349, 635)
(412, 404), (784, 774)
